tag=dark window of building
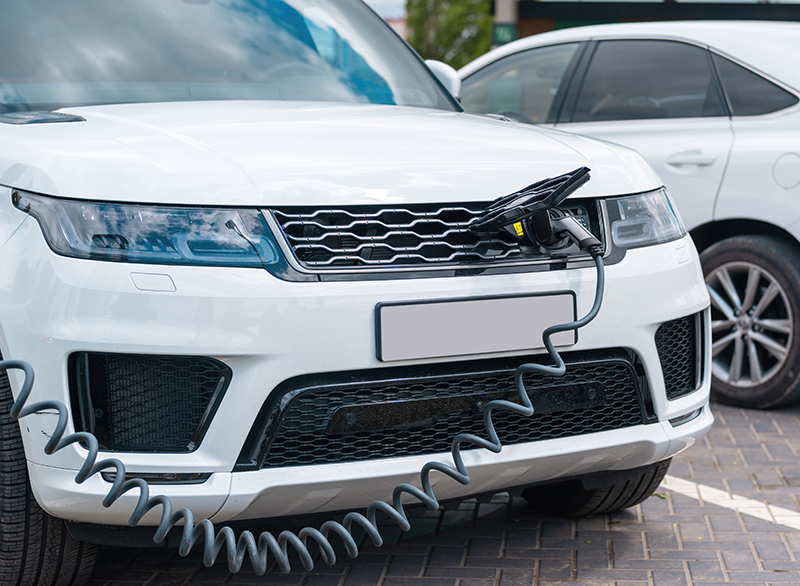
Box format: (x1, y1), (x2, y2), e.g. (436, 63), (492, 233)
(572, 40), (725, 122)
(713, 54), (798, 116)
(461, 43), (580, 124)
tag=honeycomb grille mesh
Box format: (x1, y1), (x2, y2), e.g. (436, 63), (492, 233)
(259, 354), (645, 468)
(655, 314), (699, 400)
(271, 204), (598, 269)
(75, 353), (230, 452)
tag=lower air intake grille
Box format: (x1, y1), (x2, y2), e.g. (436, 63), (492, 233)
(70, 353), (231, 452)
(236, 349), (648, 470)
(655, 313), (700, 400)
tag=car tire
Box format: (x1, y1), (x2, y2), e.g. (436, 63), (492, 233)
(521, 459), (671, 517)
(701, 235), (800, 409)
(0, 365), (99, 586)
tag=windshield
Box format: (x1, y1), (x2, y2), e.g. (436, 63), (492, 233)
(0, 0), (456, 112)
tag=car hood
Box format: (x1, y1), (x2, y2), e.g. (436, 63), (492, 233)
(0, 102), (660, 206)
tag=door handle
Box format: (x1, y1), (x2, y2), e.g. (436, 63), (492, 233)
(667, 150), (716, 167)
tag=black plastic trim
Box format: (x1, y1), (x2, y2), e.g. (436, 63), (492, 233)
(558, 41), (597, 124)
(657, 312), (704, 401)
(548, 42), (590, 125)
(100, 472), (212, 485)
(69, 352), (232, 453)
(669, 407), (703, 427)
(234, 347), (654, 471)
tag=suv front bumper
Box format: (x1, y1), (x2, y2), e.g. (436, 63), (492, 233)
(1, 217), (710, 525)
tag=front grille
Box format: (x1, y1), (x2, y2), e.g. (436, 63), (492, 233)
(236, 349), (649, 470)
(70, 353), (231, 452)
(655, 313), (701, 400)
(270, 202), (599, 270)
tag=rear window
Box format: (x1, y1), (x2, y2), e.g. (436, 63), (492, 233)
(713, 54), (799, 116)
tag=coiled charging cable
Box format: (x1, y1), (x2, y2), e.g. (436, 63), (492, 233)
(1, 252), (604, 575)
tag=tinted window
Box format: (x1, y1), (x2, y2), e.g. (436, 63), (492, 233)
(461, 43), (580, 124)
(713, 54), (799, 116)
(572, 40), (725, 122)
(0, 0), (455, 112)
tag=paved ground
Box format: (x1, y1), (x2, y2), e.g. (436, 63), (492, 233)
(88, 401), (800, 586)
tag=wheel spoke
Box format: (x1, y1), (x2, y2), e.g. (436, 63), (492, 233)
(741, 267), (761, 312)
(712, 330), (739, 357)
(750, 330), (789, 362)
(747, 338), (763, 384)
(751, 283), (780, 320)
(708, 285), (736, 321)
(711, 319), (735, 334)
(717, 267), (742, 310)
(728, 335), (745, 383)
(753, 318), (792, 335)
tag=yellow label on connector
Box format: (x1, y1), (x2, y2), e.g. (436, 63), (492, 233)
(513, 222), (524, 237)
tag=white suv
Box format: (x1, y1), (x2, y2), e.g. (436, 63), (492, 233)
(0, 2), (710, 584)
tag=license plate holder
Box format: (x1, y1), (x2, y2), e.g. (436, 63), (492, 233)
(377, 293), (576, 362)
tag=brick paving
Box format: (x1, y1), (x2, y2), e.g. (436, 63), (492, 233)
(89, 401), (800, 585)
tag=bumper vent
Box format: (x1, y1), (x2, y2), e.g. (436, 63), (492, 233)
(270, 203), (599, 270)
(70, 353), (231, 452)
(655, 313), (702, 400)
(236, 349), (650, 470)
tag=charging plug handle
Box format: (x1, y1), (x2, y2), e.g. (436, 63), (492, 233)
(550, 214), (601, 253)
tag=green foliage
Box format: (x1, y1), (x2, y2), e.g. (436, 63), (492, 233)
(406, 0), (492, 70)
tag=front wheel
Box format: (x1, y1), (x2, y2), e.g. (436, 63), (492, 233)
(521, 459), (671, 517)
(0, 366), (99, 586)
(701, 235), (800, 409)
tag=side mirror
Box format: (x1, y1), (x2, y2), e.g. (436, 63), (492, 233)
(425, 60), (461, 100)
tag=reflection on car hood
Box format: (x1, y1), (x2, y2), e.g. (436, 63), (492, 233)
(0, 101), (660, 205)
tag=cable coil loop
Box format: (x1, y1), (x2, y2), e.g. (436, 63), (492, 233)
(2, 256), (604, 575)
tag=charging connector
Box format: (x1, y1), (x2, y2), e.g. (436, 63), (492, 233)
(472, 167), (601, 256)
(539, 210), (602, 255)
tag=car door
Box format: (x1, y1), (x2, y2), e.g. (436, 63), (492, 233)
(710, 52), (800, 229)
(555, 39), (734, 232)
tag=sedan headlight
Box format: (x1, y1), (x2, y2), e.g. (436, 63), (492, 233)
(606, 188), (685, 249)
(12, 190), (283, 268)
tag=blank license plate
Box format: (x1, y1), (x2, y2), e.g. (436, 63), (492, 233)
(377, 293), (576, 362)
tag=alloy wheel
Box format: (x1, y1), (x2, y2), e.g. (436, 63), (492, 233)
(707, 261), (793, 387)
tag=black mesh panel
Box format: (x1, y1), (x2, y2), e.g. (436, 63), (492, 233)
(655, 314), (699, 400)
(71, 353), (231, 452)
(245, 350), (647, 469)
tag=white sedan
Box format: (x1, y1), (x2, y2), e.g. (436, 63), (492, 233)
(460, 21), (800, 409)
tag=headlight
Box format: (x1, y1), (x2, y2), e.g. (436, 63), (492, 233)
(12, 190), (284, 268)
(606, 188), (685, 249)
